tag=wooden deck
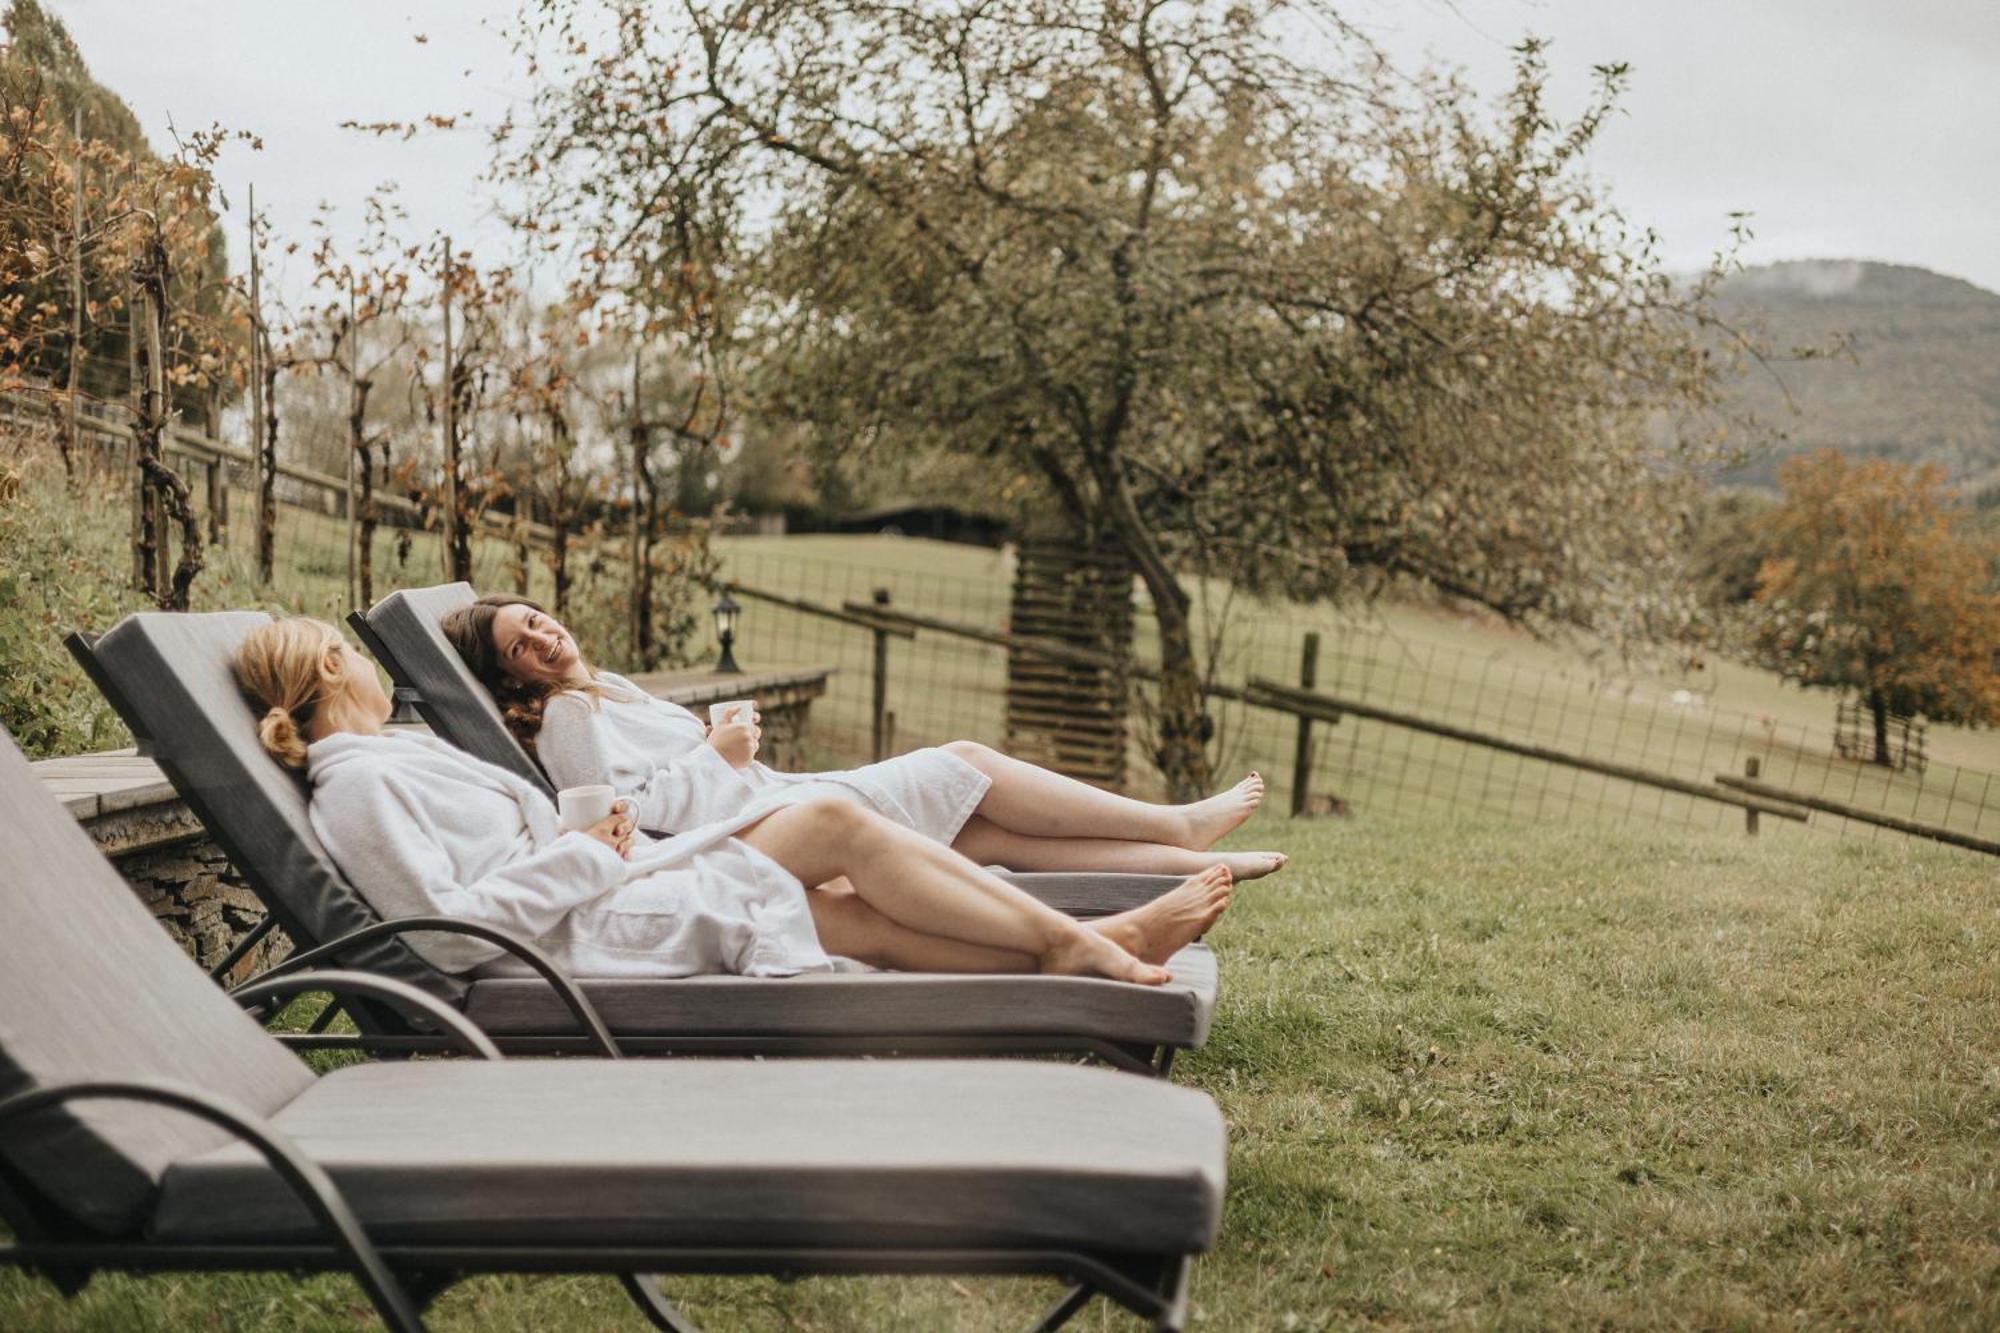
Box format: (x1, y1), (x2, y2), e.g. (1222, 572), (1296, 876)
(31, 748), (174, 820)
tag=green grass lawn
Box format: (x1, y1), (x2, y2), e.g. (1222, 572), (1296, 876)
(6, 808), (1996, 1330)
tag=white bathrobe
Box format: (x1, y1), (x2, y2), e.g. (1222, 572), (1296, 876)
(306, 730), (834, 979)
(537, 671), (993, 840)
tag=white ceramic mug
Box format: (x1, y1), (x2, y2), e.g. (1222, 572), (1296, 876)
(556, 783), (618, 833)
(709, 699), (756, 728)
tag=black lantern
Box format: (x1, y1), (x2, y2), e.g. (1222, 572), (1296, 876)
(713, 591), (742, 673)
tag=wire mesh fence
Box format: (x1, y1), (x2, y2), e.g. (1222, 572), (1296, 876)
(717, 539), (2000, 858)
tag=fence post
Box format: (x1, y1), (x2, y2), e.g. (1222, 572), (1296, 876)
(64, 106), (83, 479)
(127, 278), (145, 591)
(1743, 756), (1762, 836)
(206, 457), (226, 547)
(871, 587), (893, 762)
(1290, 631), (1321, 817)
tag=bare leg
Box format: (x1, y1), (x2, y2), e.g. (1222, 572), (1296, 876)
(954, 814), (1288, 880)
(943, 741), (1264, 850)
(734, 798), (1171, 984)
(806, 891), (1036, 973)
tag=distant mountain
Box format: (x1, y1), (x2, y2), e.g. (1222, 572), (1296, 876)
(1708, 260), (2000, 491)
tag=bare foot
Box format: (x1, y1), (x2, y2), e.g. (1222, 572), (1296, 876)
(1179, 773), (1265, 851)
(1091, 865), (1233, 965)
(1217, 850), (1287, 880)
(1039, 928), (1172, 986)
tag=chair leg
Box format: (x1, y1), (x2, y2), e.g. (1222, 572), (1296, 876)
(1152, 1256), (1191, 1333)
(621, 1273), (702, 1332)
(395, 1270), (462, 1311)
(1025, 1281), (1095, 1332)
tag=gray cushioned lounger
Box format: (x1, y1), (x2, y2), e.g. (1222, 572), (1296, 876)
(75, 611), (1217, 1072)
(0, 726), (1226, 1331)
(355, 582), (1184, 916)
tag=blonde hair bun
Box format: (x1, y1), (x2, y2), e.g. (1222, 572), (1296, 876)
(257, 705), (308, 770)
(233, 617), (346, 769)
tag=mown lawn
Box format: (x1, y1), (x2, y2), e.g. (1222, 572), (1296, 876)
(6, 807), (1995, 1330)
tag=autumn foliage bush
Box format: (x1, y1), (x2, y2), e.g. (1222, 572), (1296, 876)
(1753, 450), (2000, 760)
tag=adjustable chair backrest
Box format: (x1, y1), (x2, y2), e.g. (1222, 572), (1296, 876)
(0, 728), (315, 1235)
(352, 583), (552, 793)
(80, 611), (462, 1003)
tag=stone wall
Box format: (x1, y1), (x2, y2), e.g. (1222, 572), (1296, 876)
(115, 834), (292, 983)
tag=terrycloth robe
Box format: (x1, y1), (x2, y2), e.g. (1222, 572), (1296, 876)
(306, 730), (834, 979)
(537, 671), (992, 839)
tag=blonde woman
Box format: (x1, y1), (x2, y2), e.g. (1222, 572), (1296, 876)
(234, 617), (1232, 983)
(441, 594), (1287, 879)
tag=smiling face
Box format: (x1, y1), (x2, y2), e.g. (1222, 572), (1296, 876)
(489, 602), (586, 685)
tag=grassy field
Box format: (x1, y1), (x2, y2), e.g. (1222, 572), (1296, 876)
(5, 808), (1995, 1330)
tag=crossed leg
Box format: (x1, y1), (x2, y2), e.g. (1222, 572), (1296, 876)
(953, 814), (1287, 880)
(733, 797), (1230, 978)
(940, 741), (1266, 850)
(937, 741), (1284, 878)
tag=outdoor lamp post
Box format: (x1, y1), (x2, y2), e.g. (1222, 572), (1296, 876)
(713, 591), (742, 673)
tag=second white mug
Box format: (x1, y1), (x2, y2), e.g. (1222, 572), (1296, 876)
(556, 783), (618, 833)
(709, 699), (756, 728)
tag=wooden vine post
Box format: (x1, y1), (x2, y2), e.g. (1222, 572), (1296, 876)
(63, 107), (83, 480)
(247, 183), (276, 584)
(128, 223), (202, 609)
(344, 281), (360, 612)
(438, 234), (464, 582)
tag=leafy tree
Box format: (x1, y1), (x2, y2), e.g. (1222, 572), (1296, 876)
(0, 0), (237, 418)
(1754, 450), (2000, 763)
(506, 0), (1738, 796)
(3, 0), (250, 606)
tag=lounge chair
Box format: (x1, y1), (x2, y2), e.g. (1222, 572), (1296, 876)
(68, 611), (1216, 1075)
(352, 582), (1177, 916)
(0, 726), (1227, 1331)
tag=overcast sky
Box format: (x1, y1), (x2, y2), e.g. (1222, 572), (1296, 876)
(40, 0), (2000, 302)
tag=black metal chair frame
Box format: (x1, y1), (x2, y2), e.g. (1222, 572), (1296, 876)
(64, 629), (1192, 1077)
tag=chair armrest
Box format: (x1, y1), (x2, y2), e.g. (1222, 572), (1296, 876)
(0, 1078), (422, 1332)
(237, 916), (623, 1058)
(233, 970), (503, 1061)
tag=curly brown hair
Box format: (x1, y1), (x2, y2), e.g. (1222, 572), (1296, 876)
(438, 593), (604, 755)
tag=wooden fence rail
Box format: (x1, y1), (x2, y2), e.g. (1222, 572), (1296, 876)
(1716, 773), (2000, 857)
(2, 390), (560, 546)
(1244, 676), (1808, 822)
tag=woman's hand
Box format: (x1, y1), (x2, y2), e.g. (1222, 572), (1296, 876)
(708, 716), (762, 768)
(582, 804), (636, 858)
